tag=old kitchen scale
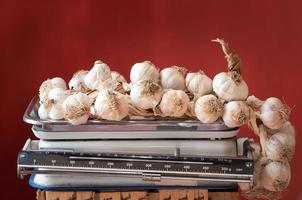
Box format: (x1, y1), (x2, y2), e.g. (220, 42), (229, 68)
(17, 96), (254, 191)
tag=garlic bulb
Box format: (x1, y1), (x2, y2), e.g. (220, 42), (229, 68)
(68, 70), (89, 92)
(84, 60), (112, 90)
(246, 95), (263, 110)
(130, 61), (159, 83)
(39, 77), (67, 103)
(266, 131), (296, 161)
(223, 101), (250, 128)
(186, 71), (212, 98)
(111, 71), (127, 83)
(63, 93), (92, 125)
(268, 121), (295, 136)
(94, 89), (129, 121)
(195, 95), (223, 123)
(159, 90), (189, 117)
(212, 38), (249, 101)
(130, 80), (163, 110)
(160, 66), (187, 90)
(261, 161), (291, 192)
(38, 104), (49, 120)
(260, 97), (290, 130)
(42, 88), (70, 120)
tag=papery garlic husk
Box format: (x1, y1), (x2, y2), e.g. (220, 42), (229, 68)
(130, 61), (160, 83)
(160, 66), (187, 90)
(63, 93), (92, 125)
(111, 71), (127, 83)
(261, 161), (291, 192)
(223, 101), (250, 128)
(195, 94), (223, 123)
(267, 121), (295, 136)
(84, 60), (112, 90)
(39, 77), (67, 103)
(68, 70), (89, 92)
(212, 38), (249, 101)
(94, 89), (129, 121)
(43, 88), (70, 120)
(159, 90), (189, 117)
(186, 71), (212, 98)
(130, 80), (163, 110)
(260, 97), (290, 130)
(266, 131), (296, 161)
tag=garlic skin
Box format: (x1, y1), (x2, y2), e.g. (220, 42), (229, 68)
(159, 90), (189, 117)
(195, 95), (223, 123)
(94, 89), (129, 121)
(39, 77), (67, 103)
(46, 88), (70, 120)
(63, 93), (92, 125)
(213, 72), (248, 101)
(160, 66), (187, 90)
(84, 60), (112, 90)
(186, 71), (212, 97)
(130, 80), (163, 110)
(266, 131), (296, 161)
(223, 101), (250, 128)
(69, 70), (89, 92)
(260, 97), (289, 130)
(111, 71), (127, 83)
(130, 61), (159, 83)
(261, 161), (291, 192)
(38, 104), (49, 119)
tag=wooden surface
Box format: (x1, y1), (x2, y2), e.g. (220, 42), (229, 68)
(36, 190), (238, 200)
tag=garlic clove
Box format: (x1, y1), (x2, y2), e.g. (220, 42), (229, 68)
(159, 89), (189, 117)
(84, 60), (112, 90)
(130, 61), (160, 83)
(160, 66), (187, 90)
(186, 71), (213, 98)
(68, 70), (89, 92)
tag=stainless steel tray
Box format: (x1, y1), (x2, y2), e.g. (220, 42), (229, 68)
(24, 96), (238, 140)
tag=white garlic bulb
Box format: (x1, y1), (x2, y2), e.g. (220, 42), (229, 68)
(42, 88), (70, 120)
(39, 77), (67, 103)
(130, 61), (159, 83)
(212, 38), (249, 101)
(260, 97), (290, 130)
(223, 101), (250, 128)
(94, 89), (129, 121)
(195, 95), (224, 123)
(266, 131), (296, 161)
(186, 71), (212, 97)
(111, 71), (127, 83)
(68, 70), (89, 92)
(261, 161), (291, 192)
(38, 104), (49, 120)
(159, 90), (189, 117)
(130, 80), (163, 110)
(160, 66), (187, 90)
(84, 60), (112, 90)
(268, 121), (295, 136)
(63, 93), (92, 125)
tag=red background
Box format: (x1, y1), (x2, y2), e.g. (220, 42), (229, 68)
(1, 0), (302, 199)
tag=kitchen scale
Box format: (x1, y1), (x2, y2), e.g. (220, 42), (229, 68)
(17, 96), (255, 191)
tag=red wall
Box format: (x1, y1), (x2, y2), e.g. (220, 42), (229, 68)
(1, 0), (302, 199)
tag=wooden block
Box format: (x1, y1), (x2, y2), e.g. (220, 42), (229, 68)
(45, 191), (75, 200)
(208, 192), (238, 200)
(99, 192), (121, 200)
(76, 191), (95, 200)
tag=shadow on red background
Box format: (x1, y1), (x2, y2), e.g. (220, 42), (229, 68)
(1, 0), (302, 199)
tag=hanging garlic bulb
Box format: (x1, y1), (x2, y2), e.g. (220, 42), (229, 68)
(84, 60), (112, 90)
(130, 80), (163, 110)
(39, 77), (67, 103)
(39, 88), (70, 120)
(195, 94), (224, 123)
(130, 61), (160, 83)
(62, 93), (92, 125)
(223, 101), (250, 128)
(261, 161), (291, 192)
(94, 89), (129, 121)
(186, 71), (213, 98)
(160, 66), (187, 90)
(68, 70), (89, 92)
(246, 95), (263, 110)
(111, 71), (127, 83)
(212, 38), (249, 101)
(260, 97), (290, 130)
(266, 131), (296, 161)
(159, 90), (189, 117)
(268, 121), (295, 136)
